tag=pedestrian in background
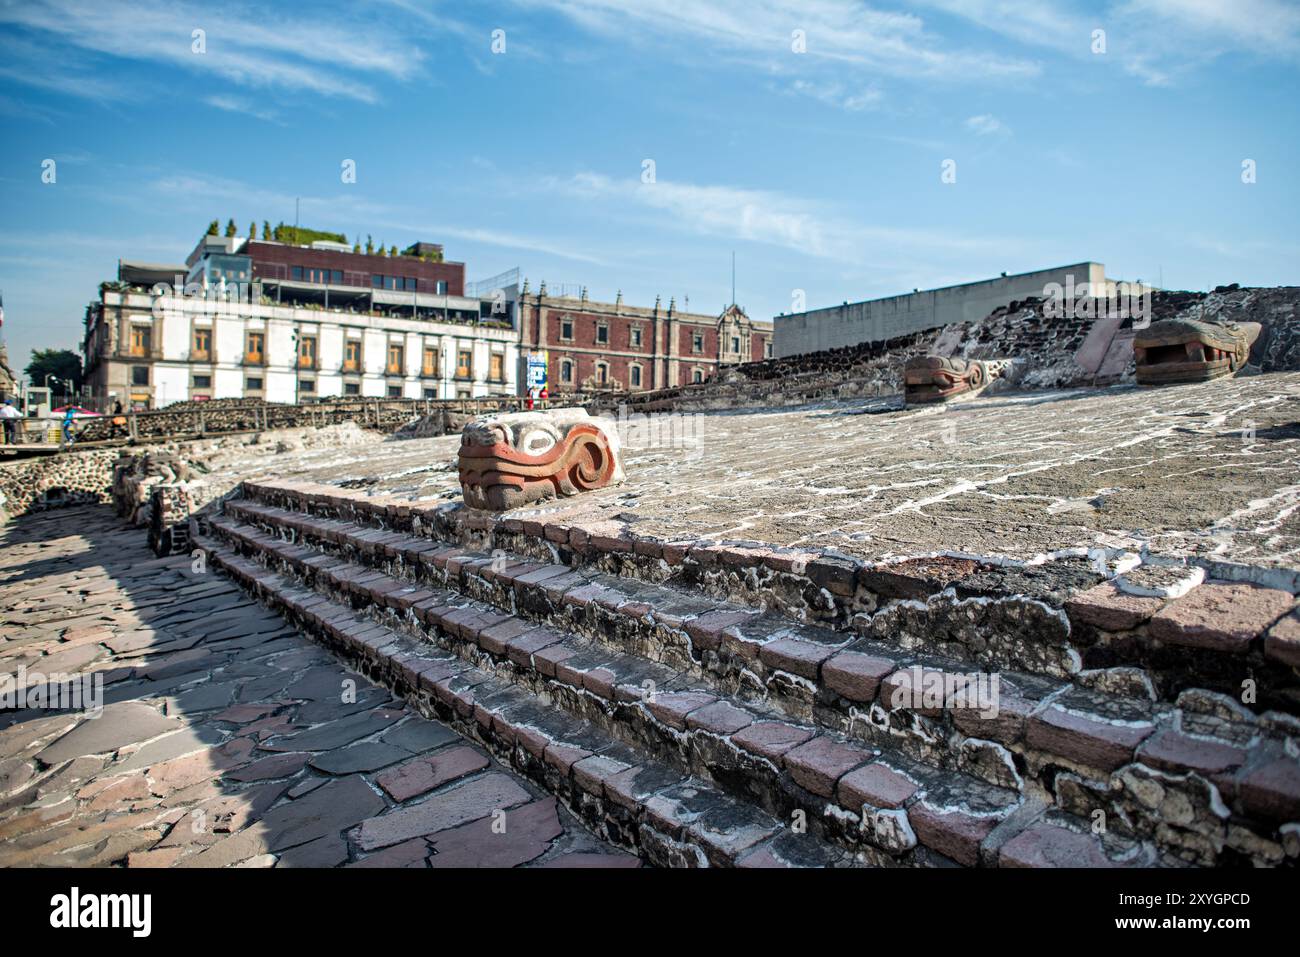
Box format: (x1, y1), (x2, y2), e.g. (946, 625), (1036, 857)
(0, 398), (18, 445)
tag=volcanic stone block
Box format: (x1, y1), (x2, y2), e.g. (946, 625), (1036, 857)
(1149, 581), (1293, 653)
(1065, 581), (1165, 631)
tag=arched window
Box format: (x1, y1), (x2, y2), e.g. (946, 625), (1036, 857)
(692, 368), (703, 384)
(596, 362), (609, 386)
(630, 364), (642, 388)
(560, 359), (573, 383)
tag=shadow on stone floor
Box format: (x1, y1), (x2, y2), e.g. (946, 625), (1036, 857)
(0, 505), (634, 868)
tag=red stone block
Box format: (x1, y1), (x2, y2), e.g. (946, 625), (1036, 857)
(1149, 581), (1293, 653)
(908, 804), (998, 867)
(758, 638), (838, 680)
(684, 701), (754, 736)
(822, 651), (896, 702)
(836, 763), (917, 811)
(646, 691), (716, 730)
(998, 821), (1120, 868)
(683, 610), (753, 653)
(1264, 612), (1300, 668)
(784, 736), (873, 798)
(1026, 706), (1154, 771)
(1065, 581), (1165, 631)
(1238, 756), (1300, 821)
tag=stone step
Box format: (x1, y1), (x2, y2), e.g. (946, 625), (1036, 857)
(192, 536), (858, 868)
(235, 478), (1300, 713)
(217, 501), (1178, 782)
(217, 489), (1300, 867)
(203, 516), (1178, 867)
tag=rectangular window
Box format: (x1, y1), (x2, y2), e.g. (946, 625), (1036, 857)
(435, 280), (447, 295)
(372, 274), (383, 288)
(630, 365), (642, 387)
(596, 324), (609, 344)
(246, 331), (265, 364)
(387, 385), (402, 397)
(387, 343), (404, 374)
(298, 335), (317, 369)
(131, 366), (149, 386)
(631, 327), (642, 348)
(560, 359), (573, 383)
(692, 333), (704, 353)
(489, 353), (504, 381)
(299, 379), (315, 393)
(765, 341), (773, 358)
(129, 325), (152, 357)
(560, 319), (573, 341)
(332, 270), (343, 284)
(457, 350), (472, 378)
(596, 363), (608, 386)
(731, 336), (740, 353)
(246, 377), (263, 391)
(344, 382), (360, 396)
(193, 375), (212, 389)
(422, 388), (437, 399)
(405, 278), (418, 292)
(292, 266), (304, 281)
(343, 339), (362, 372)
(422, 347), (440, 377)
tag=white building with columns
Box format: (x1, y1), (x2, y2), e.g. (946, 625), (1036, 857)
(84, 270), (520, 409)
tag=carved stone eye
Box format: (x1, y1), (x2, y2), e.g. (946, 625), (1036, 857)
(517, 423), (559, 455)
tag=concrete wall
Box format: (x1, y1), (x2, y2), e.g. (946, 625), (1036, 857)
(775, 262), (1108, 358)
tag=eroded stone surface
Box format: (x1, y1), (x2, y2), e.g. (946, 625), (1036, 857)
(0, 506), (632, 868)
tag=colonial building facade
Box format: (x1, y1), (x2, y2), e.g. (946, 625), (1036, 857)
(83, 236), (519, 409)
(517, 284), (773, 393)
(81, 231), (773, 408)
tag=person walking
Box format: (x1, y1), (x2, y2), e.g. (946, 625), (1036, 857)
(0, 398), (18, 445)
(61, 407), (77, 449)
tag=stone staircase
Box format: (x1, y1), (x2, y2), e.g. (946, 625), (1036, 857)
(189, 478), (1300, 868)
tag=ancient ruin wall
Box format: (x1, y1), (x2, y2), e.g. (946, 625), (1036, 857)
(594, 286), (1300, 413)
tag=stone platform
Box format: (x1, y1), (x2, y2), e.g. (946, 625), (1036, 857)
(270, 373), (1300, 579)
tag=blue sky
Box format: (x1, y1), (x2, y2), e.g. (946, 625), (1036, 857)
(1, 0), (1298, 373)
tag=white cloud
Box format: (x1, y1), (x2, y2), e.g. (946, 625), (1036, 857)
(147, 173), (612, 266)
(0, 0), (430, 103)
(789, 80), (884, 112)
(964, 113), (1007, 135)
(919, 0), (1299, 87)
(204, 96), (280, 123)
(1120, 0), (1300, 55)
(552, 171), (1027, 266)
(511, 0), (1040, 81)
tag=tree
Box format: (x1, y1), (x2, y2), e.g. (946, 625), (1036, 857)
(263, 220), (272, 241)
(353, 243), (360, 253)
(224, 218), (237, 237)
(25, 349), (83, 394)
(390, 245), (398, 257)
(248, 221), (257, 240)
(365, 235), (374, 254)
(206, 220), (220, 236)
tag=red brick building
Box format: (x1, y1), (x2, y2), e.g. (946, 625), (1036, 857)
(517, 283), (773, 393)
(187, 239), (467, 297)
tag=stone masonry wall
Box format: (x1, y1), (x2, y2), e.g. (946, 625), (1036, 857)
(594, 286), (1300, 414)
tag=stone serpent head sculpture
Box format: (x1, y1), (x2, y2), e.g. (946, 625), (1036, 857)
(1133, 318), (1261, 385)
(458, 408), (626, 510)
(904, 356), (1012, 405)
